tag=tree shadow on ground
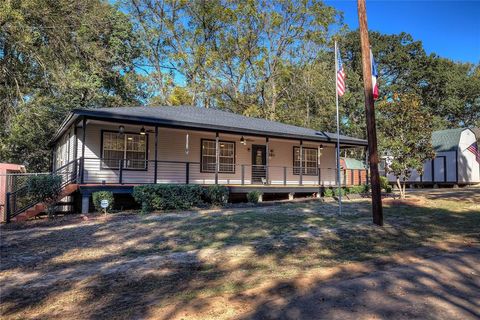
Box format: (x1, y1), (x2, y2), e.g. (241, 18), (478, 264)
(0, 197), (479, 319)
(239, 248), (480, 320)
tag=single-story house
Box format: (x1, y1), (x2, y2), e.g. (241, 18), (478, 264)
(386, 127), (480, 186)
(6, 106), (368, 221)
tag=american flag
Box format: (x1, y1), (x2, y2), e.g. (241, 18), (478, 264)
(370, 49), (379, 100)
(337, 49), (346, 96)
(467, 142), (480, 163)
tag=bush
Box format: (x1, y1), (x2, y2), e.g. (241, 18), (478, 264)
(323, 188), (334, 197)
(247, 190), (262, 203)
(334, 188), (345, 197)
(27, 174), (62, 217)
(204, 185), (229, 205)
(380, 176), (391, 192)
(347, 185), (370, 194)
(133, 184), (205, 213)
(92, 191), (114, 212)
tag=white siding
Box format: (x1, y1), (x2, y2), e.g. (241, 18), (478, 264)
(77, 121), (343, 185)
(54, 125), (76, 170)
(458, 129), (480, 183)
(387, 128), (479, 184)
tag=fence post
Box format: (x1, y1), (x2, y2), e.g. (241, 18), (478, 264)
(185, 162), (190, 184)
(283, 167), (287, 185)
(318, 167), (322, 186)
(119, 159), (123, 184)
(241, 165), (245, 185)
(5, 192), (11, 223)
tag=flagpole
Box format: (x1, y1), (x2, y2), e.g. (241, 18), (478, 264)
(334, 41), (342, 215)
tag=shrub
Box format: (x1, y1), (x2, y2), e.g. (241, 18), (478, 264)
(334, 188), (346, 197)
(92, 191), (114, 212)
(27, 174), (62, 218)
(379, 176), (391, 192)
(323, 188), (334, 197)
(363, 184), (371, 193)
(204, 185), (229, 205)
(247, 190), (262, 203)
(347, 185), (369, 194)
(133, 184), (205, 213)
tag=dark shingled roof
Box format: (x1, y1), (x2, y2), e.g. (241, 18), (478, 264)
(58, 106), (368, 146)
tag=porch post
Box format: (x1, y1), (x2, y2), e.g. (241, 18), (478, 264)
(318, 167), (322, 186)
(241, 165), (245, 185)
(265, 137), (269, 184)
(215, 132), (219, 184)
(74, 121), (78, 160)
(299, 140), (303, 185)
(80, 116), (86, 184)
(154, 126), (158, 184)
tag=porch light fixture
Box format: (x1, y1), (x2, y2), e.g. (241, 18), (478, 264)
(320, 144), (323, 150)
(140, 126), (146, 135)
(118, 125), (125, 135)
(240, 136), (246, 145)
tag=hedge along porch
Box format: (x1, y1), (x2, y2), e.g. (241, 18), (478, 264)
(49, 106), (369, 214)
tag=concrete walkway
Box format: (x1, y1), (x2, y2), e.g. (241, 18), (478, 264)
(245, 248), (480, 320)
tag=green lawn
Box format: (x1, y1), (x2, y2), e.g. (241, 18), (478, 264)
(1, 190), (479, 319)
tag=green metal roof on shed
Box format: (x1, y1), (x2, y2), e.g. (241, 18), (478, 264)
(341, 157), (366, 169)
(431, 128), (466, 152)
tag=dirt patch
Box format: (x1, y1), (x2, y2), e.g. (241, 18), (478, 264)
(1, 193), (479, 319)
(383, 196), (426, 206)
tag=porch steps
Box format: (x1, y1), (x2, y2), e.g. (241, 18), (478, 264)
(13, 184), (79, 222)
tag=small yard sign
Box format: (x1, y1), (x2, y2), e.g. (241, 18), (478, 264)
(100, 199), (109, 209)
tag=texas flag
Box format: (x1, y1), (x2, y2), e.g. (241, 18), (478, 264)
(370, 49), (379, 100)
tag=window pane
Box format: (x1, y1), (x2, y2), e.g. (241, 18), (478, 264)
(202, 140), (235, 173)
(293, 147), (317, 175)
(102, 132), (124, 168)
(102, 132), (147, 169)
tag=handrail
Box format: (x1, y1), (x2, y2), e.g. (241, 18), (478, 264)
(6, 158), (79, 221)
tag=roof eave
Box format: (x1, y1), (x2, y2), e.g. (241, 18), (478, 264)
(50, 108), (367, 147)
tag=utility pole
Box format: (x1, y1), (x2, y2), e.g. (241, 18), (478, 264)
(357, 0), (383, 226)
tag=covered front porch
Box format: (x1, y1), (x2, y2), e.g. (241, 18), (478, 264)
(56, 116), (368, 188)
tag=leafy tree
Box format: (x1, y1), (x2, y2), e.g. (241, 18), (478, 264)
(378, 94), (435, 199)
(126, 0), (340, 119)
(1, 0), (145, 170)
(420, 57), (480, 128)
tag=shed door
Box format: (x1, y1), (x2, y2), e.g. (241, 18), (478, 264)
(434, 156), (447, 182)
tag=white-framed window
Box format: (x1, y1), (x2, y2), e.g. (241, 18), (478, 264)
(293, 147), (318, 175)
(102, 131), (147, 170)
(201, 139), (235, 173)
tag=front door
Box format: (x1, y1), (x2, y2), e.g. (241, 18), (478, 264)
(251, 145), (267, 184)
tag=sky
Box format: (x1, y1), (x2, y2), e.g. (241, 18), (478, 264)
(325, 0), (480, 63)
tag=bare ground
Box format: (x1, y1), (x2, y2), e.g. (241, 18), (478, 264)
(1, 188), (479, 319)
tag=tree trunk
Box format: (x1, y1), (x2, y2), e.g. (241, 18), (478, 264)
(396, 177), (404, 199)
